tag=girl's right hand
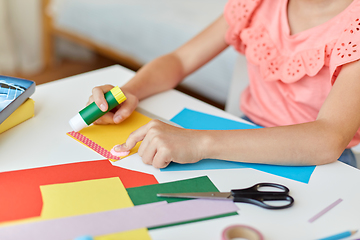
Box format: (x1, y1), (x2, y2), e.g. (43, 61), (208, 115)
(87, 84), (139, 125)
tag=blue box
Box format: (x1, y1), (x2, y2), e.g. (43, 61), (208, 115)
(0, 76), (35, 124)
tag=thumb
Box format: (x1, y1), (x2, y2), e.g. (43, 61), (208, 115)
(113, 94), (138, 124)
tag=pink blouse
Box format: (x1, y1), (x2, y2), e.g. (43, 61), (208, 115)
(224, 0), (360, 147)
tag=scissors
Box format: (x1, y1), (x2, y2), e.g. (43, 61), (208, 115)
(157, 182), (294, 210)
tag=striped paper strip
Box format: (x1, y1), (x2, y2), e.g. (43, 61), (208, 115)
(67, 131), (120, 160)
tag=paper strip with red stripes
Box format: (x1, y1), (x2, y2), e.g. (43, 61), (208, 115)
(67, 131), (120, 160)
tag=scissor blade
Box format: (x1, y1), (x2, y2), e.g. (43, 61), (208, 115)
(157, 192), (233, 200)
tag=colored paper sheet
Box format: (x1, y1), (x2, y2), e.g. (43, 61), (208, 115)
(0, 177), (151, 240)
(0, 160), (157, 223)
(126, 176), (220, 205)
(164, 160), (315, 184)
(0, 199), (238, 240)
(0, 98), (34, 134)
(170, 108), (262, 130)
(126, 176), (238, 228)
(237, 162), (316, 184)
(40, 178), (151, 239)
(40, 177), (134, 219)
(67, 110), (152, 161)
(164, 108), (316, 184)
(164, 158), (248, 171)
(94, 228), (151, 240)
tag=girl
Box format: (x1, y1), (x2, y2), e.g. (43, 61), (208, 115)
(88, 0), (360, 168)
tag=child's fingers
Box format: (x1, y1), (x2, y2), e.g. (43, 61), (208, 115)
(94, 112), (116, 125)
(113, 121), (154, 155)
(138, 134), (158, 165)
(135, 120), (173, 168)
(86, 95), (94, 106)
(113, 95), (138, 124)
(152, 151), (171, 169)
(91, 85), (114, 112)
(138, 127), (175, 168)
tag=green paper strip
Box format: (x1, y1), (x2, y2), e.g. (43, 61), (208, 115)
(126, 176), (238, 228)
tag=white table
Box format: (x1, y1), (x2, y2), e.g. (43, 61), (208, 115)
(1, 65), (360, 240)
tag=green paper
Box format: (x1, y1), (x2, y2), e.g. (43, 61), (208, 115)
(126, 176), (238, 228)
(148, 212), (238, 230)
(127, 176), (218, 205)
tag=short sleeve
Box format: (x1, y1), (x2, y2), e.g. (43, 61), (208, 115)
(224, 0), (261, 54)
(330, 17), (360, 84)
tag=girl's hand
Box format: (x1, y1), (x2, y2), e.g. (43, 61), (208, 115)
(87, 84), (139, 124)
(113, 120), (205, 168)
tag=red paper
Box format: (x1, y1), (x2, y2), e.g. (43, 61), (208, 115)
(0, 160), (158, 223)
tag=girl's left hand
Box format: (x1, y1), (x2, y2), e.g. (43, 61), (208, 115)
(113, 120), (205, 168)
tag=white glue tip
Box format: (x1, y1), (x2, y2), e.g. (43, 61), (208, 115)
(69, 113), (88, 132)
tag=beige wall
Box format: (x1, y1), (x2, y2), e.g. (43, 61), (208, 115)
(0, 0), (43, 75)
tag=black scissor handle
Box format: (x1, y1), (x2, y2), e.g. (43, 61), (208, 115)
(231, 182), (294, 209)
(234, 194), (295, 209)
(232, 182), (290, 195)
(250, 182), (290, 193)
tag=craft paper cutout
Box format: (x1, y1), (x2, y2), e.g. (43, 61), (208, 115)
(237, 162), (315, 184)
(127, 176), (219, 205)
(40, 177), (134, 219)
(308, 198), (343, 223)
(126, 176), (238, 228)
(40, 177), (152, 239)
(164, 160), (315, 184)
(163, 159), (248, 171)
(0, 200), (238, 240)
(164, 108), (316, 184)
(68, 131), (121, 160)
(94, 228), (151, 240)
(1, 177), (151, 239)
(0, 160), (157, 223)
(171, 108), (263, 130)
(67, 111), (152, 161)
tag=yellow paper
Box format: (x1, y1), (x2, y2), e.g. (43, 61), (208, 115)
(69, 111), (152, 161)
(1, 177), (151, 239)
(40, 177), (133, 218)
(0, 98), (34, 134)
(39, 177), (150, 239)
(94, 228), (152, 240)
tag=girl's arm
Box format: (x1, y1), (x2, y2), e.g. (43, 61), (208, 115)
(90, 15), (229, 124)
(115, 59), (360, 167)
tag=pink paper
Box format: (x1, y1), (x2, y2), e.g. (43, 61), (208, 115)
(68, 131), (121, 160)
(308, 198), (343, 223)
(0, 199), (238, 240)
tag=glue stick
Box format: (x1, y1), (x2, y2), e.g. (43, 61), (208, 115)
(69, 86), (126, 132)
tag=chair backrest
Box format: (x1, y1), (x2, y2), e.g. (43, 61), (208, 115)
(224, 55), (249, 117)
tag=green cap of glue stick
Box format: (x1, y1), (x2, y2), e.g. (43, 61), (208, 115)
(69, 86), (127, 132)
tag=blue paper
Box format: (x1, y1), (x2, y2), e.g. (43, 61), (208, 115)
(162, 108), (315, 184)
(164, 159), (248, 171)
(170, 108), (262, 130)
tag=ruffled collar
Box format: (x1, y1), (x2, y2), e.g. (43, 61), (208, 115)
(239, 0), (360, 83)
